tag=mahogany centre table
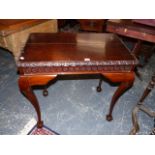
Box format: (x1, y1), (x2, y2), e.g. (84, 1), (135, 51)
(17, 32), (137, 128)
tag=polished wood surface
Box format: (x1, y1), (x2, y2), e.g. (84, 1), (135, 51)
(19, 32), (134, 62)
(18, 32), (137, 128)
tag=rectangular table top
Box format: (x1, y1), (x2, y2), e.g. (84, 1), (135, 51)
(18, 33), (137, 75)
(18, 32), (136, 64)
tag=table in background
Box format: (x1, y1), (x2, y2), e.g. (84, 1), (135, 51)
(106, 19), (155, 61)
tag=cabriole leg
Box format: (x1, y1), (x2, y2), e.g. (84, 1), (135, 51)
(18, 76), (43, 128)
(106, 81), (134, 121)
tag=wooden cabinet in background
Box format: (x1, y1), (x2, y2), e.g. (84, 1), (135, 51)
(0, 19), (58, 62)
(78, 19), (107, 32)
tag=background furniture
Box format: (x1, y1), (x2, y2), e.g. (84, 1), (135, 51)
(17, 32), (137, 128)
(106, 19), (155, 61)
(58, 19), (67, 29)
(133, 19), (155, 27)
(78, 19), (107, 32)
(0, 19), (57, 62)
(130, 72), (155, 134)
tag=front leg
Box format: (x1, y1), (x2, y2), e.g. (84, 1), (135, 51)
(18, 75), (57, 128)
(102, 72), (135, 121)
(106, 80), (134, 121)
(18, 76), (43, 128)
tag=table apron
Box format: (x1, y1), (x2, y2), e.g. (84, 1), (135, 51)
(19, 71), (135, 87)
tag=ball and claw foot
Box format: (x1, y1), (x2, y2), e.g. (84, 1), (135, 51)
(43, 89), (48, 96)
(106, 114), (113, 121)
(96, 86), (102, 92)
(37, 121), (44, 128)
(129, 128), (138, 135)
